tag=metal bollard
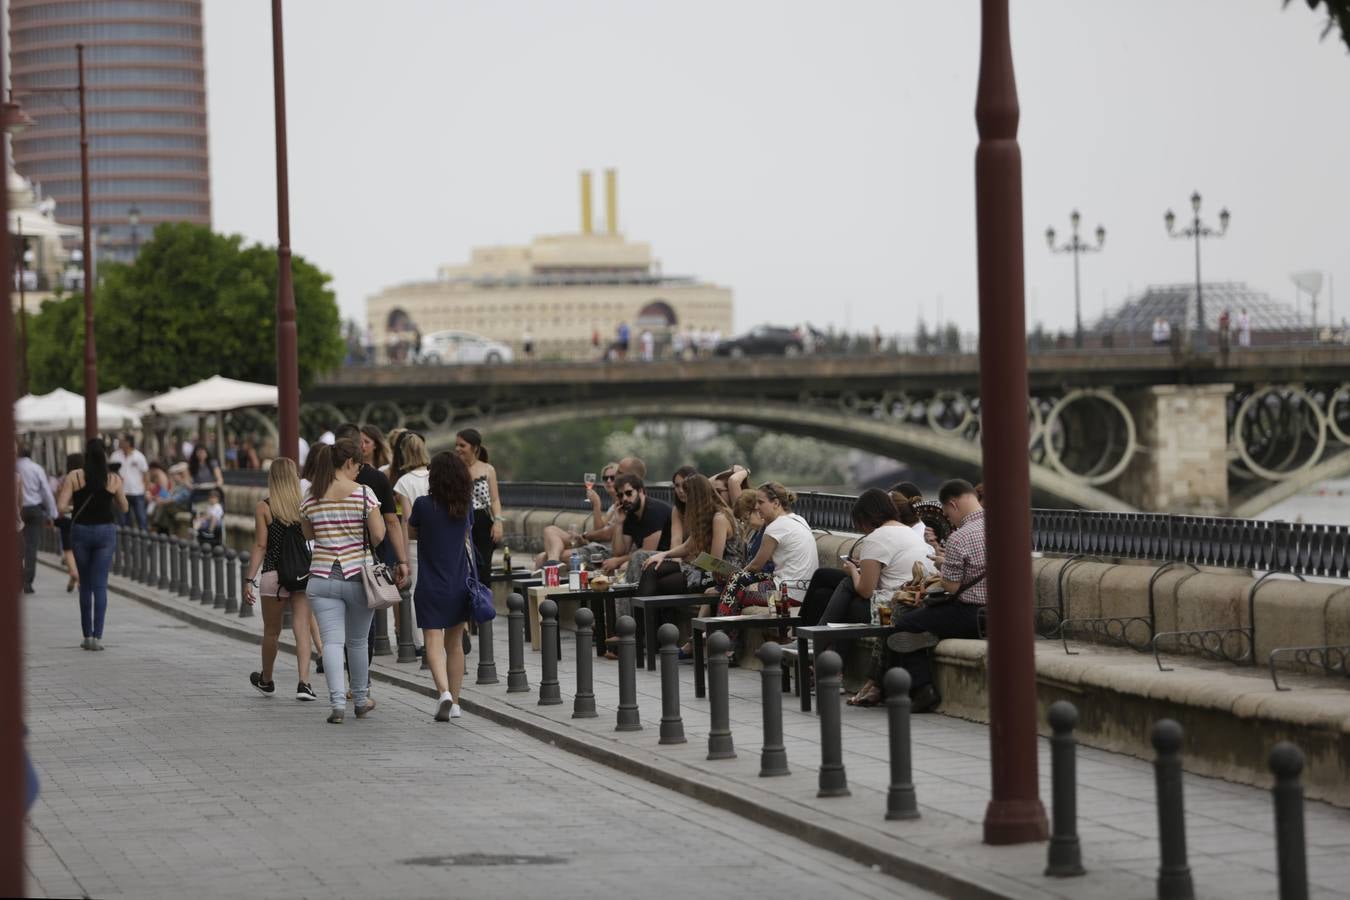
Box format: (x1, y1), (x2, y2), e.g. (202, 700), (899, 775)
(212, 545), (227, 609)
(506, 593), (529, 692)
(1045, 700), (1084, 876)
(756, 642), (789, 776)
(128, 529), (141, 583)
(1269, 742), (1308, 900)
(188, 541), (202, 602)
(396, 588), (417, 663)
(168, 537), (180, 595)
(1152, 719), (1194, 900)
(114, 526), (125, 576)
(120, 527), (131, 580)
(474, 615), (499, 683)
(372, 605), (392, 656)
(571, 607), (596, 717)
(706, 631), (736, 759)
(198, 542), (213, 604)
(615, 615), (642, 731)
(538, 599), (562, 705)
(157, 534), (170, 591)
(815, 649), (850, 797)
(174, 538), (187, 597)
(884, 668), (919, 820)
(137, 530), (149, 584)
(238, 551), (254, 618)
(657, 623), (686, 744)
(224, 548), (239, 614)
(147, 533), (159, 586)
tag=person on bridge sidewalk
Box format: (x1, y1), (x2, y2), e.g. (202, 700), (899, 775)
(882, 479), (987, 713)
(16, 442), (58, 594)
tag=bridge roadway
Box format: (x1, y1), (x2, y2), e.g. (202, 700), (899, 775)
(315, 345), (1350, 407)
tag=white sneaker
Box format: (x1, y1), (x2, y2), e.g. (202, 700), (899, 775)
(435, 692), (454, 722)
(450, 703), (462, 719)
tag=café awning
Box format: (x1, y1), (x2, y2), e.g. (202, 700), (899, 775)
(136, 375), (278, 415)
(14, 388), (142, 432)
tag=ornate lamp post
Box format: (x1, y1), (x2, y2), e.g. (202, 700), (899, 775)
(128, 205), (141, 258)
(1164, 191), (1229, 352)
(1045, 210), (1105, 349)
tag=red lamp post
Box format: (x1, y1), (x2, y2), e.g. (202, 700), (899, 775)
(975, 0), (1050, 845)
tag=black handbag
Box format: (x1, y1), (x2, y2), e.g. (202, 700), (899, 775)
(921, 571), (986, 607)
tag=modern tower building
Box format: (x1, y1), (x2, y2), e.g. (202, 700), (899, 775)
(8, 0), (210, 263)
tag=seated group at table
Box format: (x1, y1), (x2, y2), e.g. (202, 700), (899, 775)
(536, 455), (988, 714)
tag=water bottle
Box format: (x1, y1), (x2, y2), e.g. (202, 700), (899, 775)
(568, 551), (581, 590)
(502, 544), (511, 572)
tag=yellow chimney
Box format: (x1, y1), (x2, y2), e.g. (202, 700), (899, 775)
(580, 170), (594, 235)
(605, 168), (617, 235)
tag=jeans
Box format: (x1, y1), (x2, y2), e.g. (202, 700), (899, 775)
(20, 505), (45, 589)
(818, 579), (872, 659)
(120, 494), (148, 530)
(887, 601), (983, 692)
(72, 523), (117, 638)
(309, 565), (375, 710)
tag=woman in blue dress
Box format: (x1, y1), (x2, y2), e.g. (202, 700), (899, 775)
(407, 450), (473, 721)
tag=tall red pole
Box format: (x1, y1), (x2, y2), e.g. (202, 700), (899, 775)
(78, 44), (97, 441)
(974, 0), (1049, 845)
(0, 19), (25, 899)
(271, 0), (299, 461)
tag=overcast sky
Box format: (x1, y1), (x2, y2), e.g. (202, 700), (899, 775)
(203, 0), (1350, 336)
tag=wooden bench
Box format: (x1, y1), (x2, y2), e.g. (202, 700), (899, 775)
(630, 593), (718, 670)
(691, 614), (796, 698)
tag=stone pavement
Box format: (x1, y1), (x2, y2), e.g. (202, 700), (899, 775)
(21, 577), (935, 900)
(31, 555), (1350, 899)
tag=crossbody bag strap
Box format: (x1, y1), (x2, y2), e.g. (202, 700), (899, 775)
(951, 569), (986, 599)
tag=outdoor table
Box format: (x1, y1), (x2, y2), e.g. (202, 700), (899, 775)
(790, 624), (893, 713)
(629, 593), (717, 670)
(691, 613), (796, 698)
(511, 576), (544, 641)
(540, 584), (638, 658)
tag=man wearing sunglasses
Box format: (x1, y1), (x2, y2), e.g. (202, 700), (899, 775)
(601, 473), (672, 575)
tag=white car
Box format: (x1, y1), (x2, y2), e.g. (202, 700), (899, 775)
(419, 330), (514, 365)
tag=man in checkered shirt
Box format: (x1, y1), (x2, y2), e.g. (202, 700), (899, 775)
(884, 479), (986, 713)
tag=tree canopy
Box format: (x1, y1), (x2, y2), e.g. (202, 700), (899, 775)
(1287, 0), (1350, 49)
(23, 223), (344, 395)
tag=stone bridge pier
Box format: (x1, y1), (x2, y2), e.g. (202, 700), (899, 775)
(1114, 384), (1233, 515)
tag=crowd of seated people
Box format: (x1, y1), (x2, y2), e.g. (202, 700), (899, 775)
(525, 456), (986, 711)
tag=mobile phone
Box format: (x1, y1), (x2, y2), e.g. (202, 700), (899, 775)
(839, 554), (851, 563)
(108, 462), (122, 473)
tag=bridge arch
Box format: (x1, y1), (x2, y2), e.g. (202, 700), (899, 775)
(420, 398), (1137, 511)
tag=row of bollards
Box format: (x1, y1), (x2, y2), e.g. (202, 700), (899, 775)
(107, 529), (253, 617)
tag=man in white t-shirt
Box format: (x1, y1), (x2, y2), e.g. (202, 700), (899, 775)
(111, 433), (150, 530)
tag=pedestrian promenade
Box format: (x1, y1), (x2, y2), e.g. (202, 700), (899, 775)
(21, 577), (932, 900)
(31, 556), (1350, 899)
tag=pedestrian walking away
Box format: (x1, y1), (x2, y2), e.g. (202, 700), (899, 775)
(110, 433), (150, 530)
(16, 441), (58, 594)
(56, 438), (129, 650)
(243, 458), (318, 701)
(53, 451), (84, 593)
(408, 450), (476, 720)
(300, 440), (386, 723)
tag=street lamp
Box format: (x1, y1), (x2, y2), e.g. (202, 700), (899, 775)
(7, 45), (97, 439)
(271, 0), (300, 461)
(128, 205), (140, 259)
(15, 218), (28, 396)
(1164, 190), (1230, 352)
(1045, 209), (1106, 349)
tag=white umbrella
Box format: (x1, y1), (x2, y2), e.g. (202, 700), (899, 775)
(136, 375), (278, 415)
(99, 386), (153, 408)
(14, 388), (142, 433)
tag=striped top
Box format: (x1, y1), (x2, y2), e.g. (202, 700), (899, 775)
(301, 486), (378, 579)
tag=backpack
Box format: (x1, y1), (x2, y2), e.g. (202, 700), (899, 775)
(267, 499), (312, 591)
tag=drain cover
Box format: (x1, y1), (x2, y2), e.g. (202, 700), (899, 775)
(404, 853), (566, 868)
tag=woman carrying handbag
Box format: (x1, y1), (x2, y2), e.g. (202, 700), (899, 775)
(300, 440), (386, 723)
(407, 450), (481, 722)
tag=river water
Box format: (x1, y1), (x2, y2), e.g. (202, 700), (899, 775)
(1256, 477), (1350, 527)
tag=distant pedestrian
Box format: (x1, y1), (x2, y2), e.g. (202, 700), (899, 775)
(640, 329), (655, 361)
(523, 327), (534, 359)
(616, 321), (631, 359)
(16, 442), (57, 594)
(110, 433), (149, 530)
(671, 330), (686, 360)
(591, 325), (601, 349)
(407, 450), (475, 721)
(54, 452), (83, 593)
(56, 438), (129, 650)
(1237, 308), (1251, 347)
(301, 439), (385, 723)
(243, 458), (318, 702)
(1218, 308), (1231, 354)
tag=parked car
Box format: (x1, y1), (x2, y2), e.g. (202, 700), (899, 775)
(419, 330), (514, 365)
(714, 325), (804, 358)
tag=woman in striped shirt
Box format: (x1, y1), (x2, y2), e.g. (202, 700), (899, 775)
(301, 439), (387, 723)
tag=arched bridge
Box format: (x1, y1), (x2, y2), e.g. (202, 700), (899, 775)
(308, 347), (1350, 514)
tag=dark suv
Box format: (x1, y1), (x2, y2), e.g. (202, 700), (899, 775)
(714, 325), (804, 357)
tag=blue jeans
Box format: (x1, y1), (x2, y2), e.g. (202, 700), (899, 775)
(309, 567), (375, 711)
(119, 494), (148, 531)
(72, 523), (117, 638)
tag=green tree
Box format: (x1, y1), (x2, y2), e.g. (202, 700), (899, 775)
(27, 223), (344, 394)
(23, 292), (88, 394)
(1284, 0), (1350, 49)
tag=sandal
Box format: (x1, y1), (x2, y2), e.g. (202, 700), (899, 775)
(846, 683), (881, 707)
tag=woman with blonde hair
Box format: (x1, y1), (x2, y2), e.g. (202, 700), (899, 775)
(393, 432), (431, 654)
(243, 457), (318, 701)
